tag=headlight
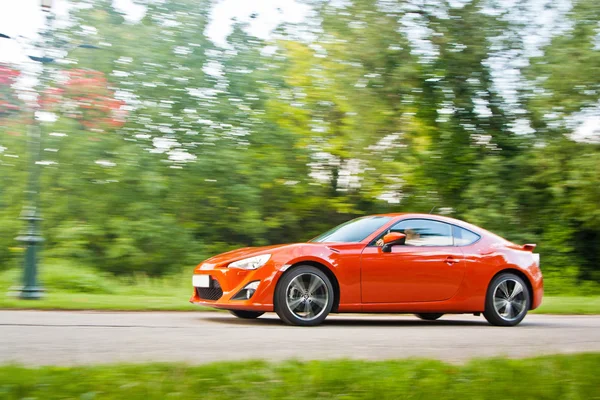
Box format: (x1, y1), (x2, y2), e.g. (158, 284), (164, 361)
(228, 254), (271, 270)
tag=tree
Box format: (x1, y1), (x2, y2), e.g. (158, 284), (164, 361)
(0, 0), (598, 292)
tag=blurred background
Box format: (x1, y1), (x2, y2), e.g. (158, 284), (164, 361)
(0, 0), (598, 300)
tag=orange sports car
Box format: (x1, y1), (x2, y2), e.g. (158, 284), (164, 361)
(190, 213), (543, 326)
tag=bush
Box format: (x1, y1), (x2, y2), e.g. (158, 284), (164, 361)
(41, 260), (116, 294)
(542, 268), (600, 296)
(0, 259), (115, 294)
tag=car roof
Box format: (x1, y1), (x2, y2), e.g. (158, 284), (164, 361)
(368, 212), (507, 242)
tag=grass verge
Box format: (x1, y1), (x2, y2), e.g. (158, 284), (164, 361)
(1, 265), (599, 314)
(0, 264), (209, 311)
(531, 296), (600, 315)
(1, 293), (599, 314)
(1, 354), (599, 399)
(0, 292), (205, 311)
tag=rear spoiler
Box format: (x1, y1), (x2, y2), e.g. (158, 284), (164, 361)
(505, 243), (537, 252)
(522, 244), (536, 252)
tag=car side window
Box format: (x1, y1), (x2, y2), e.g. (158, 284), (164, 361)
(388, 219), (453, 247)
(452, 225), (480, 246)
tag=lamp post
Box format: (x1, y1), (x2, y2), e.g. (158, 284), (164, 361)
(2, 0), (100, 299)
(2, 0), (97, 299)
(11, 0), (53, 299)
(41, 0), (53, 12)
(15, 127), (44, 299)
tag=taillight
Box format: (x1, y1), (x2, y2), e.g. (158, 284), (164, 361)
(533, 253), (540, 268)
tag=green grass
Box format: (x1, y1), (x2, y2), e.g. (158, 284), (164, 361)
(0, 292), (204, 311)
(1, 264), (599, 313)
(1, 354), (599, 399)
(0, 263), (210, 311)
(531, 296), (600, 315)
(0, 293), (599, 314)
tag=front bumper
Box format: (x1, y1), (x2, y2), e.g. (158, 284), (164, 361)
(189, 263), (280, 312)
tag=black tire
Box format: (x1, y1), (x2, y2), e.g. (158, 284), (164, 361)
(483, 272), (530, 327)
(229, 310), (264, 319)
(275, 265), (334, 326)
(415, 313), (444, 321)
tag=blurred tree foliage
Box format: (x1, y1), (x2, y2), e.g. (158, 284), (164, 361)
(0, 0), (598, 290)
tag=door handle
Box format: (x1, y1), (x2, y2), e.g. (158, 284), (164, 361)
(445, 256), (459, 266)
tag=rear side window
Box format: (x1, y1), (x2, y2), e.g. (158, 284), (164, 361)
(453, 226), (480, 246)
(390, 219), (453, 247)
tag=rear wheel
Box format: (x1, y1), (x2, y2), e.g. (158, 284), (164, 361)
(275, 266), (334, 326)
(229, 310), (264, 319)
(483, 272), (530, 327)
(415, 313), (444, 321)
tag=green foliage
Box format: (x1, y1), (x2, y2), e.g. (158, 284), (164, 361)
(0, 260), (113, 294)
(0, 0), (598, 295)
(38, 261), (116, 294)
(1, 354), (599, 399)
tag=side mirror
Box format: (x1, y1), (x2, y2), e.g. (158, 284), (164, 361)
(381, 232), (406, 253)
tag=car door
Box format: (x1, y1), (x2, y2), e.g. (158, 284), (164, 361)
(361, 218), (466, 303)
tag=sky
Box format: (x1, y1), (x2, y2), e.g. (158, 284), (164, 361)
(0, 0), (309, 119)
(0, 0), (597, 142)
(0, 0), (308, 63)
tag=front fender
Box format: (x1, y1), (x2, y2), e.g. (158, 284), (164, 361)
(270, 243), (363, 305)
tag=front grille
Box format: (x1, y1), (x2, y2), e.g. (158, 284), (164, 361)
(196, 278), (223, 301)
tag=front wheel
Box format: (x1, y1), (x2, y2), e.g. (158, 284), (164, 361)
(483, 272), (530, 327)
(275, 266), (334, 326)
(415, 313), (444, 321)
(229, 310), (264, 319)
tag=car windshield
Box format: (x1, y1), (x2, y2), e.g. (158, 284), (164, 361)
(310, 216), (392, 243)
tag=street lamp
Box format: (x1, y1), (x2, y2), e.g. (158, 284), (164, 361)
(1, 0), (96, 299)
(41, 0), (53, 13)
(12, 0), (54, 299)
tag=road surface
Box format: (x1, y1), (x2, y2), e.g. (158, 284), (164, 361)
(1, 311), (598, 365)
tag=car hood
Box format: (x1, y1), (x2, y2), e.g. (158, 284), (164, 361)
(197, 243), (294, 269)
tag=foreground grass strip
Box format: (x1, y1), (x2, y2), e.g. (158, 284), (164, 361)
(1, 354), (599, 399)
(1, 294), (599, 314)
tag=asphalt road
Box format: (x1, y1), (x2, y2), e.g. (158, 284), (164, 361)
(1, 310), (599, 366)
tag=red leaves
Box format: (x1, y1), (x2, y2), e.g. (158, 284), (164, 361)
(2, 65), (127, 130)
(40, 87), (65, 108)
(44, 68), (127, 130)
(0, 64), (21, 118)
(0, 65), (20, 85)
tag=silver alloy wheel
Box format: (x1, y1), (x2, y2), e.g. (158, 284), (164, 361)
(493, 278), (527, 321)
(285, 273), (329, 322)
